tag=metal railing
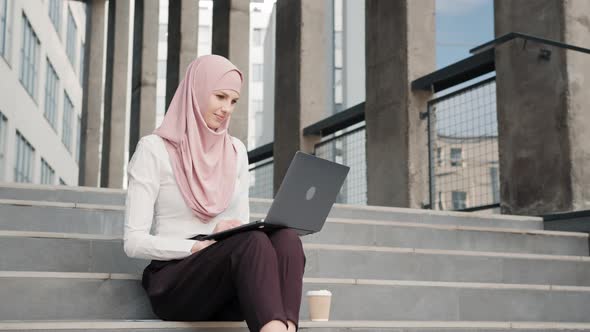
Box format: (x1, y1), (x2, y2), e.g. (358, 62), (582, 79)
(313, 122), (367, 205)
(247, 32), (589, 210)
(248, 143), (274, 199)
(425, 77), (500, 212)
(248, 158), (274, 199)
(247, 103), (367, 203)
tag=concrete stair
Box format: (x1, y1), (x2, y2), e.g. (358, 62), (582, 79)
(0, 183), (542, 230)
(2, 231), (590, 285)
(0, 183), (589, 331)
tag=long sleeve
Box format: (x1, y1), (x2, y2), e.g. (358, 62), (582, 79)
(123, 138), (197, 261)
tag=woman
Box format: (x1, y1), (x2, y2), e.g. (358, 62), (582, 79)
(124, 55), (306, 332)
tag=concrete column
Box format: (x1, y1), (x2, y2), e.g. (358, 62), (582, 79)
(101, 0), (133, 188)
(212, 0), (250, 147)
(79, 0), (106, 187)
(365, 0), (435, 208)
(494, 0), (590, 215)
(165, 0), (199, 110)
(129, 0), (159, 158)
(273, 0), (333, 194)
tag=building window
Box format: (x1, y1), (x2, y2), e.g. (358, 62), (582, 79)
(334, 67), (342, 107)
(44, 58), (59, 130)
(252, 28), (263, 47)
(62, 92), (73, 152)
(0, 111), (7, 180)
(334, 30), (342, 50)
(450, 147), (463, 167)
(14, 131), (35, 183)
(66, 9), (77, 67)
(198, 25), (210, 43)
(0, 0), (7, 57)
(76, 115), (81, 163)
(40, 158), (55, 184)
(436, 147), (444, 166)
(252, 63), (263, 82)
(251, 99), (263, 114)
(79, 42), (84, 84)
(20, 14), (40, 100)
(48, 0), (62, 36)
(452, 191), (467, 210)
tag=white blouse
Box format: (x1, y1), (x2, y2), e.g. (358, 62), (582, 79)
(123, 134), (250, 261)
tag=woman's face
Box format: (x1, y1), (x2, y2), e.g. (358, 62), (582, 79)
(204, 89), (240, 130)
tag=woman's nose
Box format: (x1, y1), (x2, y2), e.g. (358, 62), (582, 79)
(222, 102), (232, 113)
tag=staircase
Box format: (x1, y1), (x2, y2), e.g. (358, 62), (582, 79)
(1, 182), (590, 331)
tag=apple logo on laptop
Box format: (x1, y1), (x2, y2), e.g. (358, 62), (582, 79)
(306, 186), (316, 201)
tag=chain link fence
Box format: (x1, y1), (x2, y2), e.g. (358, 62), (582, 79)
(248, 158), (274, 199)
(314, 122), (367, 205)
(427, 77), (500, 212)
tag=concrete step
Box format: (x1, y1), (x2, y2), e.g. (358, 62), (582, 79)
(250, 198), (543, 230)
(0, 183), (126, 205)
(2, 320), (590, 331)
(2, 231), (590, 286)
(0, 200), (124, 235)
(0, 200), (585, 255)
(303, 218), (588, 256)
(0, 184), (543, 230)
(1, 272), (590, 322)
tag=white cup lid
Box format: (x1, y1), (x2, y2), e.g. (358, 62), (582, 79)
(306, 290), (332, 296)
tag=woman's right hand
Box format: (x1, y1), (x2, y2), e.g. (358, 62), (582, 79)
(190, 239), (215, 254)
(191, 220), (241, 254)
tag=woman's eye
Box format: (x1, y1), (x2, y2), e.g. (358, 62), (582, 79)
(231, 100), (237, 105)
(216, 95), (224, 99)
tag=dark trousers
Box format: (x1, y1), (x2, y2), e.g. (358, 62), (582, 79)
(141, 228), (306, 332)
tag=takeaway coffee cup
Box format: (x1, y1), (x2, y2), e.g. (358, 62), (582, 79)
(306, 290), (332, 321)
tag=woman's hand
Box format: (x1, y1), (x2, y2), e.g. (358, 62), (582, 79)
(190, 220), (242, 254)
(213, 219), (242, 234)
(190, 239), (215, 254)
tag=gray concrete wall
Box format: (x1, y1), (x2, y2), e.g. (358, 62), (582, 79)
(129, 0), (158, 160)
(227, 0), (250, 148)
(138, 0), (158, 140)
(165, 0), (199, 110)
(564, 0), (590, 211)
(107, 0), (133, 189)
(178, 0), (199, 83)
(273, 0), (333, 195)
(81, 0), (106, 187)
(364, 0), (435, 208)
(494, 0), (590, 215)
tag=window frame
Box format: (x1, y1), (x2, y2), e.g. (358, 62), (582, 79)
(62, 92), (73, 152)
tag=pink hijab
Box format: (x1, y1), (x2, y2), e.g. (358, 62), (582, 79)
(154, 55), (244, 222)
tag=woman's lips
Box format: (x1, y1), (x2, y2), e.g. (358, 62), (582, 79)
(215, 114), (225, 121)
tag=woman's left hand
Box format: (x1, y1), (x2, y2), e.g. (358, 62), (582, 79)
(213, 219), (242, 234)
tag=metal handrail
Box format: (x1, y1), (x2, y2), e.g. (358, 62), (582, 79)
(314, 125), (366, 149)
(303, 102), (365, 137)
(470, 32), (590, 55)
(427, 76), (496, 106)
(249, 158), (273, 172)
(247, 142), (273, 164)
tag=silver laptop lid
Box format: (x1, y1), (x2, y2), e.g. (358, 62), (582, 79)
(264, 151), (350, 234)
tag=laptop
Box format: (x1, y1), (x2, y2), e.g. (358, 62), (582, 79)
(193, 151), (350, 241)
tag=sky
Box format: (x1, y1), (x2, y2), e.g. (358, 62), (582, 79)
(435, 0), (494, 69)
(434, 0), (497, 138)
